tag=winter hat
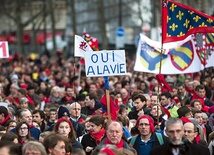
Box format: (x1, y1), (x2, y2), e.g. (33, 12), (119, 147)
(0, 106), (9, 117)
(11, 74), (18, 82)
(57, 106), (71, 119)
(55, 117), (73, 132)
(94, 101), (102, 111)
(177, 106), (191, 118)
(136, 115), (155, 132)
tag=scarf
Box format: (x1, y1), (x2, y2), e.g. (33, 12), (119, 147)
(101, 147), (116, 155)
(0, 115), (10, 126)
(90, 128), (106, 144)
(105, 137), (124, 149)
(29, 123), (34, 128)
(19, 139), (26, 145)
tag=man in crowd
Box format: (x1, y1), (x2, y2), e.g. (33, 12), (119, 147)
(32, 110), (49, 132)
(61, 86), (75, 104)
(193, 110), (212, 142)
(69, 102), (86, 123)
(128, 94), (151, 120)
(150, 118), (209, 155)
(193, 85), (214, 107)
(160, 92), (178, 118)
(85, 92), (101, 116)
(11, 109), (41, 140)
(130, 115), (168, 155)
(92, 121), (135, 154)
(177, 83), (189, 106)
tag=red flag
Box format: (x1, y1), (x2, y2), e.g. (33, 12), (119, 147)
(162, 0), (214, 44)
(156, 74), (173, 92)
(100, 95), (119, 121)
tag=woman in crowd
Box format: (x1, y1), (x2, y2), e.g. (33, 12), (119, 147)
(43, 133), (67, 155)
(149, 104), (167, 131)
(49, 86), (62, 104)
(15, 121), (33, 145)
(22, 141), (47, 155)
(77, 115), (92, 142)
(54, 117), (82, 153)
(190, 99), (209, 113)
(81, 115), (106, 155)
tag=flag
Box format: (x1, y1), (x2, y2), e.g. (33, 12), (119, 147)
(100, 94), (119, 121)
(156, 74), (173, 92)
(162, 0), (214, 43)
(74, 35), (93, 57)
(83, 32), (99, 51)
(134, 34), (205, 74)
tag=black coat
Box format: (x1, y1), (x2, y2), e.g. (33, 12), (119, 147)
(150, 140), (210, 155)
(81, 133), (105, 155)
(128, 105), (151, 120)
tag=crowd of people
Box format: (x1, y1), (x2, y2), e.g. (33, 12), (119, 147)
(0, 52), (214, 155)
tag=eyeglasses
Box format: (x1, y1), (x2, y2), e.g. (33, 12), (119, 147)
(20, 127), (28, 130)
(138, 123), (150, 127)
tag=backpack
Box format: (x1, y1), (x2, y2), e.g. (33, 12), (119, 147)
(130, 132), (164, 146)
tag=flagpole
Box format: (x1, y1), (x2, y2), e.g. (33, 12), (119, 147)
(104, 76), (111, 121)
(156, 0), (167, 131)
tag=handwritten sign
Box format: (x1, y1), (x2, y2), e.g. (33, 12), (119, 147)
(85, 50), (127, 77)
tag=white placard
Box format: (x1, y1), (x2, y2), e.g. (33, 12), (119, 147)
(0, 41), (9, 58)
(85, 50), (127, 77)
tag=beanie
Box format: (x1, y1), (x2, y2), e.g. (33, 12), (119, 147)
(177, 106), (190, 118)
(0, 106), (9, 117)
(94, 101), (102, 111)
(57, 106), (71, 119)
(55, 117), (73, 132)
(11, 74), (18, 82)
(136, 115), (155, 132)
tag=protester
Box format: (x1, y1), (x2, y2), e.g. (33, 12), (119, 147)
(15, 121), (33, 145)
(129, 115), (168, 155)
(22, 141), (47, 155)
(54, 117), (83, 152)
(150, 118), (209, 155)
(43, 133), (68, 155)
(92, 121), (136, 154)
(128, 94), (151, 120)
(81, 115), (106, 155)
(0, 106), (11, 127)
(11, 109), (41, 140)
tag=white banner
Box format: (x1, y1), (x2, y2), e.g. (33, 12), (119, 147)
(74, 35), (93, 57)
(0, 41), (9, 58)
(134, 34), (208, 74)
(85, 50), (127, 77)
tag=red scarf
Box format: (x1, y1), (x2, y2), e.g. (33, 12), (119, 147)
(0, 115), (10, 126)
(105, 137), (124, 149)
(90, 128), (106, 144)
(29, 123), (34, 128)
(19, 139), (26, 145)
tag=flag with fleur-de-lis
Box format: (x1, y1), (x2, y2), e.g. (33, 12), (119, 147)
(162, 0), (214, 44)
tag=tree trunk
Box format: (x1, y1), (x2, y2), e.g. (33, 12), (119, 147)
(15, 0), (24, 55)
(97, 0), (108, 49)
(49, 0), (57, 55)
(71, 0), (77, 34)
